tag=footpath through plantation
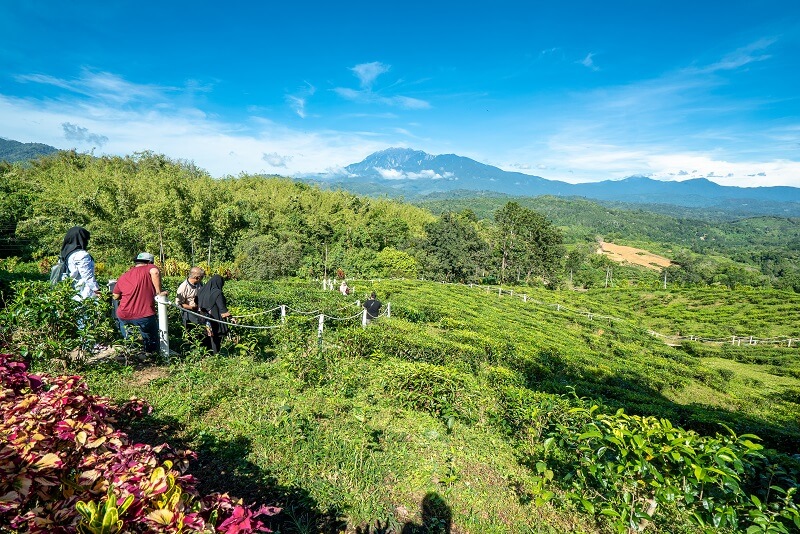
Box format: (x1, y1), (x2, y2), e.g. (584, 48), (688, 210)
(2, 277), (800, 533)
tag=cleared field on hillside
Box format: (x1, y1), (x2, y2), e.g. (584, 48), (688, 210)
(598, 240), (673, 270)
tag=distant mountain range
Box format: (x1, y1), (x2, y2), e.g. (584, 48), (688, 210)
(310, 148), (800, 212)
(0, 138), (59, 163)
(4, 138), (799, 215)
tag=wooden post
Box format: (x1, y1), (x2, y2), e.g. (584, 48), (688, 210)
(317, 314), (324, 348)
(281, 305), (286, 324)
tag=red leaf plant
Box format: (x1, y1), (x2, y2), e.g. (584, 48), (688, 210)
(0, 354), (279, 532)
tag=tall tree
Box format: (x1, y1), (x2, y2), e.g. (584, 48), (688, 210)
(419, 212), (486, 282)
(494, 202), (564, 286)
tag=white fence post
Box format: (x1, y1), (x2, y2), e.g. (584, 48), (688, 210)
(362, 308), (368, 328)
(317, 314), (324, 348)
(281, 304), (286, 324)
(156, 294), (170, 359)
(789, 338), (793, 348)
(387, 302), (391, 317)
(731, 336), (736, 345)
(523, 295), (527, 302)
(498, 287), (502, 296)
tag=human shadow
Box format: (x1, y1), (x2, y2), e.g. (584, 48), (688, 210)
(122, 412), (346, 533)
(355, 492), (452, 534)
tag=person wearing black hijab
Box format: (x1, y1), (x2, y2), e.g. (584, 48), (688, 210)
(195, 274), (234, 353)
(59, 226), (100, 301)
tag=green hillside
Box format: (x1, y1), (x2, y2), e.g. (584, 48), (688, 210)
(0, 137), (59, 162)
(38, 278), (794, 533)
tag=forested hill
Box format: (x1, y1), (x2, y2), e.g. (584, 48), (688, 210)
(416, 193), (800, 287)
(0, 138), (59, 162)
(0, 150), (433, 278)
(2, 149), (800, 291)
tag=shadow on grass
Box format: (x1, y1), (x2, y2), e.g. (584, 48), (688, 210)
(123, 413), (347, 534)
(355, 492), (452, 534)
(521, 349), (800, 453)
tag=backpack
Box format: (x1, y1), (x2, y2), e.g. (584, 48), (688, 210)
(49, 251), (75, 287)
(49, 257), (69, 286)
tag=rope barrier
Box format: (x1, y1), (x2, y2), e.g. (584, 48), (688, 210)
(467, 283), (797, 349)
(324, 311), (365, 321)
(229, 306), (282, 319)
(169, 302), (283, 330)
(286, 306), (322, 315)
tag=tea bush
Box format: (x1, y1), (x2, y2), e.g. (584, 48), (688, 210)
(532, 402), (800, 533)
(0, 281), (117, 369)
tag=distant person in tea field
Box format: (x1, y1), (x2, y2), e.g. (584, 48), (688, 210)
(196, 274), (235, 354)
(59, 226), (101, 301)
(363, 292), (382, 324)
(112, 252), (167, 354)
(339, 280), (351, 295)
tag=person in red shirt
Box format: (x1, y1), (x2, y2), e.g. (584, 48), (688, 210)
(112, 252), (168, 354)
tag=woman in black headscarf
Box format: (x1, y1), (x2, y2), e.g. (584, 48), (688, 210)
(195, 274), (234, 354)
(60, 226), (100, 301)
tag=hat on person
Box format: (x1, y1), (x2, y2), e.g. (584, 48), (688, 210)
(134, 252), (155, 263)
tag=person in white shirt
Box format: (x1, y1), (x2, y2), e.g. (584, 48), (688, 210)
(59, 226), (101, 301)
(339, 280), (350, 295)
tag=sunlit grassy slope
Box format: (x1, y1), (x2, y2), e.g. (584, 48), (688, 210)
(83, 280), (800, 533)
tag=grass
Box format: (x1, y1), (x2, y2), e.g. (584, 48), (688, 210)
(72, 279), (800, 533)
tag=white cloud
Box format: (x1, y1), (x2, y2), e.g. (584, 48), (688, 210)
(334, 87), (430, 109)
(286, 95), (307, 118)
(579, 52), (599, 71)
(702, 37), (776, 73)
(286, 82), (316, 119)
(334, 63), (431, 110)
(0, 88), (390, 177)
(262, 152), (292, 167)
(350, 62), (390, 89)
(375, 167), (451, 180)
(524, 140), (800, 187)
(62, 122), (108, 146)
(17, 68), (175, 105)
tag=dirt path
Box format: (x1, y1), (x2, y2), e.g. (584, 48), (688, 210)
(598, 240), (672, 271)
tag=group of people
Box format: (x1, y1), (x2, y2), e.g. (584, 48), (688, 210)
(58, 226), (232, 356)
(59, 225), (383, 357)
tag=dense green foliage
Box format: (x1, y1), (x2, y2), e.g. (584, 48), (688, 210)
(0, 151), (565, 286)
(5, 273), (797, 533)
(417, 194), (800, 291)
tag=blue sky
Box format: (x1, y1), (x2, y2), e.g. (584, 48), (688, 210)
(1, 1), (799, 186)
